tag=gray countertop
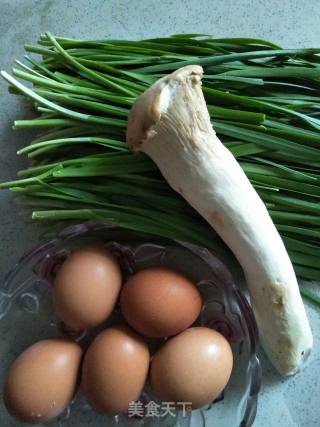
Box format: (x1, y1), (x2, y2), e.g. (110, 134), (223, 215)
(1, 1), (319, 426)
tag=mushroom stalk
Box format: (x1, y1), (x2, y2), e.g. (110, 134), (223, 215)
(126, 65), (313, 376)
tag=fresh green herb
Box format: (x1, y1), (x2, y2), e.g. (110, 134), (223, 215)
(1, 33), (319, 291)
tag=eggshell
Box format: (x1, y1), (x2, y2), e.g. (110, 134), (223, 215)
(4, 339), (82, 424)
(120, 267), (202, 337)
(81, 325), (149, 415)
(150, 327), (233, 409)
(53, 246), (122, 330)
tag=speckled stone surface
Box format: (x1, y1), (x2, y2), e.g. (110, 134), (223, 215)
(0, 1), (319, 426)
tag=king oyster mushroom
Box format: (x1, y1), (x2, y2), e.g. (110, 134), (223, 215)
(126, 65), (313, 376)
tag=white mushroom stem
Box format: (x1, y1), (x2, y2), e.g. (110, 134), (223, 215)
(126, 65), (313, 376)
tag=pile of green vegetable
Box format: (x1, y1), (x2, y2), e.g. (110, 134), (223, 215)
(1, 33), (319, 298)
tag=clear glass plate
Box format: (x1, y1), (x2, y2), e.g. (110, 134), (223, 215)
(0, 222), (261, 427)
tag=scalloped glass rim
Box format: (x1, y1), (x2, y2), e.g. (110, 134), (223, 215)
(0, 222), (261, 427)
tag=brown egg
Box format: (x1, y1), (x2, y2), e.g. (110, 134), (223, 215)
(82, 325), (149, 415)
(120, 267), (202, 337)
(4, 339), (82, 424)
(150, 327), (233, 409)
(53, 246), (122, 330)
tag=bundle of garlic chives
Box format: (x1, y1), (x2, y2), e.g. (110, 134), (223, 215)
(1, 33), (319, 297)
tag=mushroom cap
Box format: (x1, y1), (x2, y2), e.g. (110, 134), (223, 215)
(126, 65), (203, 151)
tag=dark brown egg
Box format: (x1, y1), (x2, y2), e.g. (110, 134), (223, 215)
(120, 267), (202, 337)
(150, 327), (233, 409)
(53, 246), (122, 330)
(81, 325), (149, 415)
(4, 339), (82, 424)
